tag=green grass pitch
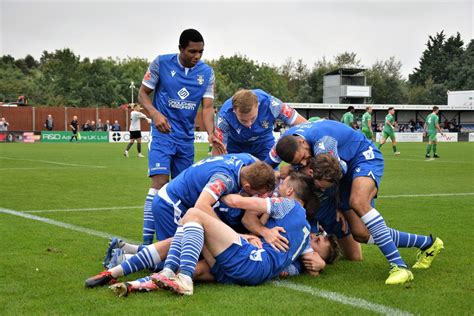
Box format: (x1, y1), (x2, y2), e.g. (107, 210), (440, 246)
(0, 142), (473, 315)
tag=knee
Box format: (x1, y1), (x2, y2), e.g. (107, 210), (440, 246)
(182, 207), (203, 223)
(349, 197), (369, 215)
(352, 232), (370, 244)
(152, 176), (169, 190)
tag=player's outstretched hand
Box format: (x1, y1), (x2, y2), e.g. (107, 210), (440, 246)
(152, 111), (171, 133)
(241, 234), (263, 248)
(209, 135), (227, 155)
(262, 226), (289, 252)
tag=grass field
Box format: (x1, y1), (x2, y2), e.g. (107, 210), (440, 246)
(1, 142), (473, 315)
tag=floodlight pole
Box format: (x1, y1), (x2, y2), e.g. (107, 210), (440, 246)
(129, 81), (136, 105)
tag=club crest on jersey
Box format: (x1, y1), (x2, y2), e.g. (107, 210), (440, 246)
(197, 75), (204, 85)
(171, 70), (176, 77)
(249, 249), (265, 262)
(177, 87), (190, 100)
(260, 120), (270, 129)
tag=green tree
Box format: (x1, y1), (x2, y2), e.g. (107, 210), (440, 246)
(365, 57), (407, 104)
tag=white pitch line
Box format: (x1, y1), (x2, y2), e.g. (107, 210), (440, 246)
(23, 206), (142, 213)
(20, 192), (474, 214)
(2, 205), (412, 314)
(384, 157), (474, 165)
(0, 167), (74, 170)
(379, 192), (474, 199)
(0, 156), (107, 168)
(273, 280), (412, 316)
(0, 207), (140, 244)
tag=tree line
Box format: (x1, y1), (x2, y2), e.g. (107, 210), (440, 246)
(1, 31), (472, 107)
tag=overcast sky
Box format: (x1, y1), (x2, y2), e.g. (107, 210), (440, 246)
(1, 0), (472, 78)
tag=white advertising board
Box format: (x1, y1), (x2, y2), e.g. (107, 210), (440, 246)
(437, 133), (458, 142)
(109, 131), (151, 143)
(375, 132), (423, 142)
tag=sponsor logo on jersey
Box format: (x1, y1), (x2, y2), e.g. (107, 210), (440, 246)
(281, 104), (294, 119)
(197, 74), (204, 85)
(260, 120), (270, 129)
(209, 179), (227, 197)
(171, 70), (176, 77)
(168, 99), (197, 110)
(249, 249), (265, 262)
(248, 136), (259, 142)
(144, 71), (151, 81)
(177, 87), (190, 100)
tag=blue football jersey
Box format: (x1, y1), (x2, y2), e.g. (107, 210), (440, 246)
(216, 89), (296, 149)
(261, 197), (311, 278)
(142, 53), (214, 143)
(267, 120), (373, 172)
(165, 154), (258, 210)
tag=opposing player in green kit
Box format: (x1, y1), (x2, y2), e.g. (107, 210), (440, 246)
(378, 107), (400, 155)
(361, 106), (374, 141)
(424, 106), (443, 159)
(341, 106), (357, 129)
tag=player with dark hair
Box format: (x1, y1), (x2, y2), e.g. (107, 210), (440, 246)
(265, 120), (443, 285)
(341, 106), (357, 129)
(424, 106), (443, 158)
(138, 28), (225, 245)
(303, 154), (443, 269)
(378, 107), (400, 155)
(215, 89), (307, 160)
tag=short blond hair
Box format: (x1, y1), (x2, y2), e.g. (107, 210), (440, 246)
(232, 89), (258, 114)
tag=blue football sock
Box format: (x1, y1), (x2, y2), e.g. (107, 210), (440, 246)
(135, 276), (152, 283)
(163, 226), (184, 273)
(120, 244), (161, 275)
(142, 188), (158, 245)
(180, 222), (204, 278)
(388, 228), (432, 250)
(361, 209), (407, 268)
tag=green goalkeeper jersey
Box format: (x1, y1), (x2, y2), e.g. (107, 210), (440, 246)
(362, 112), (372, 129)
(341, 112), (354, 127)
(383, 114), (395, 133)
(426, 113), (439, 134)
